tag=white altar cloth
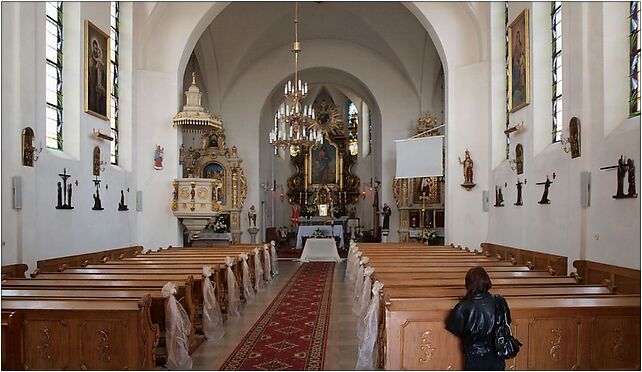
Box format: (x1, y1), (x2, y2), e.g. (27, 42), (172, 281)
(296, 225), (344, 249)
(299, 238), (342, 262)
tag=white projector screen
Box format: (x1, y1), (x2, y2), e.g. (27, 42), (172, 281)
(395, 135), (444, 178)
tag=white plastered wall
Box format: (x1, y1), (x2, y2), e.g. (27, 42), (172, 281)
(486, 2), (640, 271)
(1, 2), (137, 271)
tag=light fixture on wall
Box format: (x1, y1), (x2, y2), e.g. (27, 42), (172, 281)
(268, 2), (323, 153)
(260, 179), (285, 202)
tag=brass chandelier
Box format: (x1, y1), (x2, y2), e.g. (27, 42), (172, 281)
(269, 2), (323, 154)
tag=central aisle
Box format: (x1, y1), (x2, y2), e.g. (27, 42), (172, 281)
(190, 260), (359, 370)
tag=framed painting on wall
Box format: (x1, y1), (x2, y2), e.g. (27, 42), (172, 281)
(84, 20), (110, 120)
(508, 8), (530, 113)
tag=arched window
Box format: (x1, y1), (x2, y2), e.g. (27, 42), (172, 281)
(551, 1), (563, 143)
(361, 101), (371, 157)
(45, 1), (63, 150)
(347, 101), (358, 156)
(110, 1), (120, 164)
(504, 1), (510, 159)
(630, 1), (640, 117)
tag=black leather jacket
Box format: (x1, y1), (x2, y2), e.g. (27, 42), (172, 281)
(445, 292), (509, 356)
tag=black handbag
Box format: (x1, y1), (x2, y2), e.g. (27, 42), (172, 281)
(493, 295), (522, 359)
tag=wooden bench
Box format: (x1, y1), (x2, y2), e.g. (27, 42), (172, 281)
(2, 311), (23, 371)
(384, 295), (640, 370)
(2, 295), (159, 370)
(480, 242), (568, 275)
(2, 264), (29, 279)
(33, 246), (143, 275)
(573, 260), (640, 294)
(2, 277), (199, 360)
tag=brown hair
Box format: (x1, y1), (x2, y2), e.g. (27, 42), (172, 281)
(464, 266), (492, 300)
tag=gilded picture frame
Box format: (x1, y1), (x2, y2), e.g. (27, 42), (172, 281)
(508, 8), (530, 113)
(84, 20), (111, 120)
(412, 177), (442, 206)
(306, 139), (341, 188)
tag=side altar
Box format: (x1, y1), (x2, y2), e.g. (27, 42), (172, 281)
(171, 73), (247, 244)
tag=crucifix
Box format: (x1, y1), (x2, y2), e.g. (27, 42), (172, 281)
(92, 176), (104, 211)
(55, 168), (74, 210)
(419, 192), (430, 228)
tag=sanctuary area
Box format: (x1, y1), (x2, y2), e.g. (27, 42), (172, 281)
(1, 1), (640, 371)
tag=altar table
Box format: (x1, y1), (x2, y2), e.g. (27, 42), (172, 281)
(299, 238), (342, 262)
(296, 225), (344, 249)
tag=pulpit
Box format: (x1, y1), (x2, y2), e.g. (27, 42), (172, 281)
(171, 73), (247, 245)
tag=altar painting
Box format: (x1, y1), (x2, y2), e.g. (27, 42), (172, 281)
(412, 177), (441, 205)
(310, 140), (338, 185)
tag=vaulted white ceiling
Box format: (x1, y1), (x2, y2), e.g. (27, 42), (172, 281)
(191, 1), (442, 109)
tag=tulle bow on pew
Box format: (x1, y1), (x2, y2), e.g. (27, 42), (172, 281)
(224, 256), (241, 317)
(162, 281), (193, 370)
(238, 253), (255, 303)
(263, 244), (272, 283)
(355, 266), (375, 318)
(202, 266), (225, 340)
(356, 280), (384, 370)
(253, 247), (265, 292)
(353, 256), (370, 310)
(270, 240), (279, 276)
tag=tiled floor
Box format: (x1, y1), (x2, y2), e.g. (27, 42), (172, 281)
(190, 260), (359, 370)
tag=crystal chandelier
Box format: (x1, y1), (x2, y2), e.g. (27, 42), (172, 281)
(269, 2), (323, 154)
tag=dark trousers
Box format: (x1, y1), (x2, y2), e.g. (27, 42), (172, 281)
(464, 353), (505, 371)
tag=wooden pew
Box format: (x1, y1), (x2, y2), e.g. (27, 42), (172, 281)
(383, 295), (640, 370)
(2, 295), (159, 370)
(2, 311), (23, 371)
(384, 285), (613, 299)
(2, 277), (199, 358)
(372, 276), (578, 288)
(573, 260), (641, 294)
(33, 246), (143, 275)
(480, 242), (568, 275)
(2, 264), (28, 279)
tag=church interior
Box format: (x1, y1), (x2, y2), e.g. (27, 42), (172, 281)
(1, 1), (640, 370)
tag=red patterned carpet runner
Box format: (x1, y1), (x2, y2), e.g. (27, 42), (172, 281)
(220, 262), (335, 371)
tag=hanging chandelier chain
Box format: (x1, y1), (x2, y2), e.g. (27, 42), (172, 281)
(269, 0), (323, 152)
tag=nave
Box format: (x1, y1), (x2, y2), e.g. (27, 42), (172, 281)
(189, 260), (358, 371)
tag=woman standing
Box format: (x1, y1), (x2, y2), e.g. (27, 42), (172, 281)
(445, 266), (510, 370)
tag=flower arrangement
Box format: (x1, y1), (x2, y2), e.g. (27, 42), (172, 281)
(209, 215), (229, 233)
(420, 228), (439, 245)
(312, 228), (328, 238)
(301, 204), (318, 217)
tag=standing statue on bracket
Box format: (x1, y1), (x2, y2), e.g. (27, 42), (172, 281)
(458, 149), (476, 190)
(248, 205), (257, 228)
(382, 203), (392, 230)
(153, 145), (164, 170)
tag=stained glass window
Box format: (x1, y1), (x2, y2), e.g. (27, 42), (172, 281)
(630, 1), (641, 117)
(347, 101), (358, 156)
(504, 1), (510, 159)
(46, 1), (63, 150)
(552, 1), (563, 143)
(110, 1), (120, 164)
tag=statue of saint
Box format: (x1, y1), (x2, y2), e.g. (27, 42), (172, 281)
(382, 203), (391, 230)
(248, 205), (257, 228)
(153, 145), (164, 170)
(458, 149), (475, 189)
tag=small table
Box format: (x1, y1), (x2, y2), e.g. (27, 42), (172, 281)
(299, 238), (342, 262)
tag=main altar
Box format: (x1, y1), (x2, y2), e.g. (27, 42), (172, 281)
(171, 74), (247, 245)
